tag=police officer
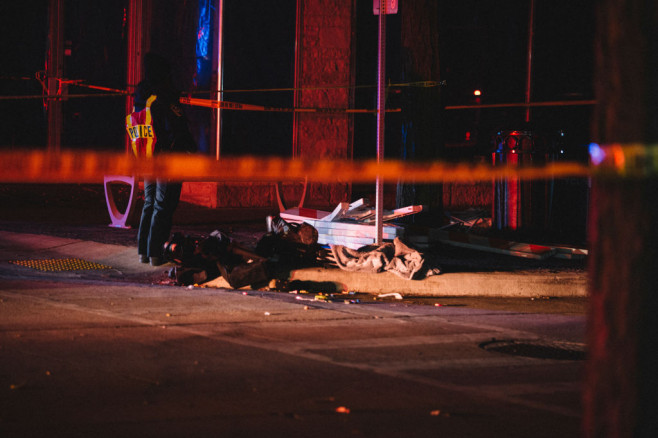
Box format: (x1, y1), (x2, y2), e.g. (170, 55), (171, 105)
(129, 53), (196, 266)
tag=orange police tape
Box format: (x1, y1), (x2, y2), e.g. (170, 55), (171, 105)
(0, 150), (591, 184)
(179, 96), (401, 114)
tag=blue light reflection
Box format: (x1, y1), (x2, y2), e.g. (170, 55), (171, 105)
(195, 0), (212, 87)
(589, 143), (605, 165)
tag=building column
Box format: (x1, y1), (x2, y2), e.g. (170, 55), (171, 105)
(293, 0), (355, 208)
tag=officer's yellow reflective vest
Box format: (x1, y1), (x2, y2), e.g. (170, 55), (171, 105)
(126, 95), (157, 158)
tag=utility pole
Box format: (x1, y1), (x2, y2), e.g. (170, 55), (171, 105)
(584, 0), (658, 436)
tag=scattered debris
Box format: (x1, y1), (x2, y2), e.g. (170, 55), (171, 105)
(280, 198), (422, 249)
(441, 209), (490, 231)
(378, 293), (404, 300)
(331, 237), (436, 280)
(410, 227), (587, 260)
(411, 229), (555, 259)
(164, 224), (323, 288)
(158, 198), (445, 289)
(159, 196), (584, 293)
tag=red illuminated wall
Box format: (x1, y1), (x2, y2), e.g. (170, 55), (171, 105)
(293, 0), (354, 208)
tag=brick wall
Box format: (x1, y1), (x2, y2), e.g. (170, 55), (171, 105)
(294, 0), (354, 207)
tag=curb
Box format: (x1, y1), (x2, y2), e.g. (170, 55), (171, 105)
(288, 267), (587, 297)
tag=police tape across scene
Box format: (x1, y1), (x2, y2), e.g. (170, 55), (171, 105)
(0, 150), (594, 184)
(179, 96), (401, 113)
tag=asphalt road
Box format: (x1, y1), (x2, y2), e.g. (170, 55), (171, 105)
(1, 274), (586, 437)
(0, 183), (587, 436)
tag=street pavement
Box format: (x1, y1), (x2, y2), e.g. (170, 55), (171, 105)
(0, 229), (587, 437)
(0, 185), (588, 436)
(0, 274), (585, 437)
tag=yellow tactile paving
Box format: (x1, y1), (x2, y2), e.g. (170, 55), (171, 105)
(9, 258), (112, 272)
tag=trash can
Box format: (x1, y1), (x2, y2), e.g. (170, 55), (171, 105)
(491, 130), (562, 234)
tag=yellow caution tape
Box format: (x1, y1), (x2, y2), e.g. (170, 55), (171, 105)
(0, 150), (591, 183)
(179, 96), (400, 114)
(194, 80), (444, 94)
(445, 99), (597, 110)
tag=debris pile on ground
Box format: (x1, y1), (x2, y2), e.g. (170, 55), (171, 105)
(164, 217), (324, 288)
(162, 211), (440, 288)
(280, 198), (422, 249)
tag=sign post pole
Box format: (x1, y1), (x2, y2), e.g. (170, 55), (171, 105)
(375, 0), (386, 244)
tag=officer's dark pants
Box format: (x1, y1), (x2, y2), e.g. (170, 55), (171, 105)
(138, 179), (182, 259)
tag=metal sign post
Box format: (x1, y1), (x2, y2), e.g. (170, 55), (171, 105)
(524, 0), (535, 123)
(373, 0), (398, 15)
(375, 0), (387, 244)
(374, 0), (397, 243)
(214, 0), (225, 160)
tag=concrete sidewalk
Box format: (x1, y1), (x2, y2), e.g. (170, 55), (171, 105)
(0, 229), (587, 297)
